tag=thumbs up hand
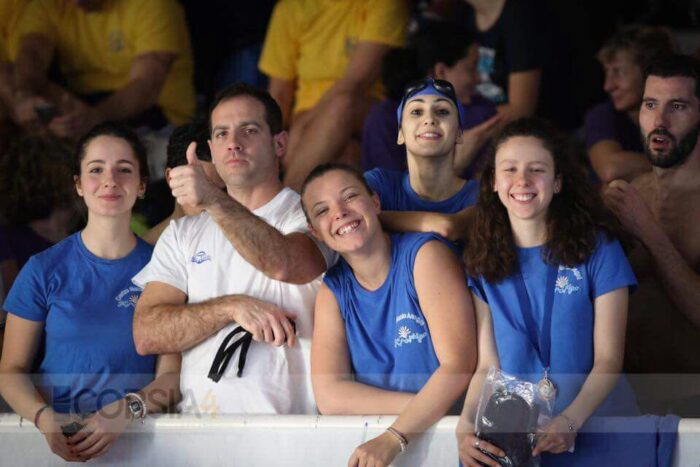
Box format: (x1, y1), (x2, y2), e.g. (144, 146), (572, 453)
(168, 142), (223, 210)
(186, 141), (200, 166)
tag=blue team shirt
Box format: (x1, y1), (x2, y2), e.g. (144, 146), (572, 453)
(468, 236), (638, 415)
(4, 232), (156, 414)
(364, 168), (479, 214)
(323, 233), (443, 393)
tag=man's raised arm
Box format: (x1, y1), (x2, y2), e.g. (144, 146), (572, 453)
(168, 144), (329, 284)
(605, 179), (700, 329)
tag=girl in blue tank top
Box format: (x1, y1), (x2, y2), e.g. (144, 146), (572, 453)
(457, 119), (640, 466)
(301, 163), (477, 467)
(0, 123), (180, 462)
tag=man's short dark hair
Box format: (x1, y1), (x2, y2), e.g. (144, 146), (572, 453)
(646, 54), (700, 104)
(167, 120), (212, 169)
(208, 82), (284, 136)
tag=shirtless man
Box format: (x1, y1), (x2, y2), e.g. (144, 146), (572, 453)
(605, 54), (700, 416)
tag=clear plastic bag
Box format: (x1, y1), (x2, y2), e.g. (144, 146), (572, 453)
(474, 367), (554, 467)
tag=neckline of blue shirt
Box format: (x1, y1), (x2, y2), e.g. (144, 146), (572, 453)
(346, 235), (399, 296)
(401, 172), (474, 209)
(75, 231), (142, 266)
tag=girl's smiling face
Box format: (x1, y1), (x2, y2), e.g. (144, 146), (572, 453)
(302, 169), (381, 254)
(493, 136), (561, 226)
(398, 94), (462, 158)
(75, 135), (144, 218)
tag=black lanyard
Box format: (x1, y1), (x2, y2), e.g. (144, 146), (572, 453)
(514, 265), (558, 372)
(208, 326), (253, 383)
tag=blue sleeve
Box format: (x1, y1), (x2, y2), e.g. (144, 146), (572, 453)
(322, 260), (350, 321)
(467, 275), (488, 303)
(364, 167), (387, 198)
(3, 256), (48, 321)
(587, 236), (637, 298)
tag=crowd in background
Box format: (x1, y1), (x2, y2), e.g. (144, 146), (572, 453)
(0, 0), (699, 465)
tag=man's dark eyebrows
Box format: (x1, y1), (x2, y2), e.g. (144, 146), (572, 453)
(211, 124), (229, 133)
(238, 121), (263, 129)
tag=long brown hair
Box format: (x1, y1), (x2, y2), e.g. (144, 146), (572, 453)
(464, 118), (622, 282)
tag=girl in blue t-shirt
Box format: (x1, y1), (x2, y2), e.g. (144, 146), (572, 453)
(301, 163), (477, 467)
(366, 77), (495, 243)
(457, 118), (638, 466)
(0, 123), (180, 463)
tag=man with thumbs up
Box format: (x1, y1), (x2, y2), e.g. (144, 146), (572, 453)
(132, 83), (336, 415)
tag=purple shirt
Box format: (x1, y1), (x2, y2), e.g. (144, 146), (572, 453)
(583, 100), (643, 153)
(361, 95), (497, 178)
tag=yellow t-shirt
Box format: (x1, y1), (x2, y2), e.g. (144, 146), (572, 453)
(0, 0), (29, 61)
(258, 0), (408, 114)
(16, 0), (194, 125)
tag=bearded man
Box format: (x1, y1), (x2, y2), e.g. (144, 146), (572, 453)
(605, 54), (700, 416)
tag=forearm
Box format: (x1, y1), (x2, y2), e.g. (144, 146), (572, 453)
(268, 78), (294, 127)
(134, 295), (237, 355)
(314, 377), (413, 415)
(456, 366), (491, 434)
(134, 362), (180, 414)
(453, 143), (480, 176)
(379, 211), (448, 235)
(559, 359), (621, 429)
(0, 369), (50, 422)
(392, 365), (471, 440)
(592, 150), (651, 183)
(379, 210), (468, 241)
(642, 227), (700, 328)
(206, 196), (321, 283)
(93, 77), (162, 123)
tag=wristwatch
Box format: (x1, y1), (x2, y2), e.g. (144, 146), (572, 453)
(125, 393), (147, 421)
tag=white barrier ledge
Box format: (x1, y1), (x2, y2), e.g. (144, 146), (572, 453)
(1, 415), (698, 466)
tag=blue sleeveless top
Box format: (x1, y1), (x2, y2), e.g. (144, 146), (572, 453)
(324, 233), (444, 393)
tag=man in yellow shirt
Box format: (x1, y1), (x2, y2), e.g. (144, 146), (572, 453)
(259, 0), (408, 191)
(8, 0), (194, 140)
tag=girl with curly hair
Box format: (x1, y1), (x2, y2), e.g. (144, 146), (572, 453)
(457, 118), (639, 466)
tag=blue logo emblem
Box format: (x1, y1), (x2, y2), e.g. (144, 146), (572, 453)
(191, 251), (212, 264)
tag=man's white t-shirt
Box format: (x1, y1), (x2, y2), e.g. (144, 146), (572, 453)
(133, 188), (334, 415)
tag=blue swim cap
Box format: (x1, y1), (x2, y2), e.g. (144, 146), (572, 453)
(396, 78), (466, 128)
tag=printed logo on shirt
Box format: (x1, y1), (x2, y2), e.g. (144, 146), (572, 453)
(394, 312), (428, 348)
(555, 266), (582, 295)
(191, 251), (212, 264)
(115, 285), (143, 308)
